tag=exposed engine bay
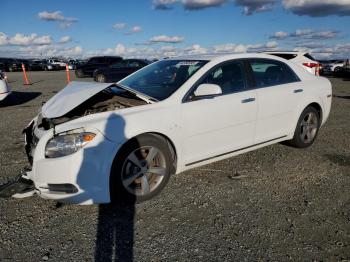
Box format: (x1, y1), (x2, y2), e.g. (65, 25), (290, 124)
(38, 87), (148, 130)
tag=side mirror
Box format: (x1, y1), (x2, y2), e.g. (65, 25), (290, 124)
(194, 83), (222, 97)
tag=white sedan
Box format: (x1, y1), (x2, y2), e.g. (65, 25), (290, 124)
(0, 73), (11, 101)
(13, 53), (332, 204)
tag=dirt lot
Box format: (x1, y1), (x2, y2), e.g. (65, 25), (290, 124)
(0, 71), (349, 261)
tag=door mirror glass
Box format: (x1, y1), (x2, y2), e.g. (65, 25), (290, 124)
(194, 83), (222, 97)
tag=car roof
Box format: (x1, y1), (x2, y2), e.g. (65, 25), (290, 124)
(168, 52), (293, 62)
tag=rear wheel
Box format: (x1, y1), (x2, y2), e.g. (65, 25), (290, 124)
(96, 74), (106, 83)
(288, 106), (320, 148)
(75, 69), (84, 78)
(110, 135), (174, 203)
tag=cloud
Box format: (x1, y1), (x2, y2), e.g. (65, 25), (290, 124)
(271, 29), (339, 40)
(153, 0), (227, 10)
(113, 23), (127, 29)
(213, 41), (278, 53)
(149, 35), (185, 43)
(182, 0), (226, 10)
(0, 44), (83, 58)
(129, 26), (142, 33)
(154, 0), (278, 13)
(235, 0), (277, 15)
(283, 0), (350, 17)
(58, 36), (72, 44)
(185, 44), (208, 54)
(153, 0), (178, 10)
(32, 45), (82, 57)
(38, 11), (65, 21)
(290, 29), (338, 39)
(124, 26), (143, 35)
(99, 42), (208, 59)
(38, 11), (78, 28)
(0, 32), (53, 46)
(265, 41), (278, 48)
(270, 31), (289, 39)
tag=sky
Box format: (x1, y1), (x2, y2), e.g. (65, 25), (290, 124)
(0, 0), (350, 60)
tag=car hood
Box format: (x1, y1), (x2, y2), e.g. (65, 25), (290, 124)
(42, 81), (114, 118)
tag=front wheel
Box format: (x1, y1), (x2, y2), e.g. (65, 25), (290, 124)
(96, 74), (106, 83)
(110, 135), (174, 203)
(75, 69), (84, 78)
(288, 106), (320, 148)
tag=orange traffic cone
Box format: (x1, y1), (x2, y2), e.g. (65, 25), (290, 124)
(65, 64), (71, 84)
(22, 63), (32, 85)
(315, 63), (320, 76)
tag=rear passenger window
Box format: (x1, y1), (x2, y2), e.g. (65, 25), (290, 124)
(249, 59), (299, 88)
(200, 61), (246, 95)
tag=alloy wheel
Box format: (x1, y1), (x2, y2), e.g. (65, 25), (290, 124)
(300, 112), (318, 143)
(121, 146), (167, 197)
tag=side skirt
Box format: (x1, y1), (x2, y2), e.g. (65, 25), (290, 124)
(185, 135), (287, 167)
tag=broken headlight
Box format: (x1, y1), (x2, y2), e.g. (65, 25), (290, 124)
(45, 132), (96, 158)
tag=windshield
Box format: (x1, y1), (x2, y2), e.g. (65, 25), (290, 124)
(119, 59), (208, 101)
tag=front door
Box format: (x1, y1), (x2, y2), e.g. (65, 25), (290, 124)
(182, 60), (257, 165)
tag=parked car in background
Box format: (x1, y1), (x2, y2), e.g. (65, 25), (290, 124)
(93, 59), (151, 82)
(14, 53), (332, 204)
(27, 60), (46, 71)
(265, 51), (320, 75)
(0, 58), (23, 72)
(0, 71), (11, 101)
(322, 60), (345, 75)
(75, 56), (122, 77)
(42, 60), (61, 71)
(48, 59), (66, 69)
(67, 60), (77, 70)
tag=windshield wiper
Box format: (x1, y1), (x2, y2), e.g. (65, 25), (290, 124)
(114, 83), (158, 104)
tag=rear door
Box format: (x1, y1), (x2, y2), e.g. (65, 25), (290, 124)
(248, 59), (302, 143)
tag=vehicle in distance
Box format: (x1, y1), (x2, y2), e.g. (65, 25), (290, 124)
(0, 58), (24, 72)
(0, 72), (11, 101)
(18, 53), (331, 205)
(93, 59), (151, 83)
(265, 51), (320, 75)
(75, 56), (122, 78)
(27, 60), (47, 71)
(47, 59), (66, 69)
(322, 60), (345, 75)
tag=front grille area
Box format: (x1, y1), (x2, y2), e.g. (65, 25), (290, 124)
(23, 121), (36, 165)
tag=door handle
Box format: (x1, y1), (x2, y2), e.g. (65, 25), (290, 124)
(241, 98), (256, 103)
(294, 89), (303, 93)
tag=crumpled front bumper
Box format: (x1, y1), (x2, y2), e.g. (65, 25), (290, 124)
(21, 120), (121, 205)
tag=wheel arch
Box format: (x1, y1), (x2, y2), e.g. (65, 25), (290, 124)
(114, 132), (178, 174)
(306, 102), (323, 124)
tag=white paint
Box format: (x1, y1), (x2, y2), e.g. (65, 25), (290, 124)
(24, 53), (332, 204)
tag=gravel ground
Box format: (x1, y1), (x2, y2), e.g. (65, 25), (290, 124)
(0, 71), (349, 261)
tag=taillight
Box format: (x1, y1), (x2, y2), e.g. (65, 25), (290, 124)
(303, 62), (318, 68)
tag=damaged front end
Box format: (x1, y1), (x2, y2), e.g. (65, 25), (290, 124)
(0, 82), (149, 200)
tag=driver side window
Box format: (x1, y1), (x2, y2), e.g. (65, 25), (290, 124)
(200, 61), (246, 95)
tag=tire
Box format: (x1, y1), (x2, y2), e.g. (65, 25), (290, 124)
(334, 67), (341, 72)
(96, 74), (106, 83)
(288, 106), (320, 148)
(75, 69), (84, 78)
(110, 134), (174, 203)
